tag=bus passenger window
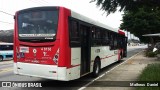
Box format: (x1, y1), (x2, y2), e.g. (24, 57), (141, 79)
(71, 21), (79, 38)
(109, 34), (114, 50)
(102, 31), (109, 46)
(69, 19), (80, 47)
(91, 27), (96, 39)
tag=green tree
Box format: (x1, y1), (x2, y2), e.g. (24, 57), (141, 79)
(120, 7), (160, 43)
(91, 0), (160, 15)
(92, 0), (160, 44)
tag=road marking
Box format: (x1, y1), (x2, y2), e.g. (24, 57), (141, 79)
(0, 67), (13, 74)
(0, 60), (13, 65)
(78, 50), (144, 90)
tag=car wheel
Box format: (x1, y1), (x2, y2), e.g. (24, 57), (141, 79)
(0, 56), (3, 61)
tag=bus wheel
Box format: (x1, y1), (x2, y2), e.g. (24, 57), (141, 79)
(92, 59), (100, 77)
(0, 56), (3, 61)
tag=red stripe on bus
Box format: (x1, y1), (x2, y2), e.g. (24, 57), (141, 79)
(67, 64), (81, 68)
(100, 54), (117, 60)
(19, 55), (118, 69)
(91, 54), (117, 62)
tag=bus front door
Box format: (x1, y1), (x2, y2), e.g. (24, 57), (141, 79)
(80, 25), (91, 76)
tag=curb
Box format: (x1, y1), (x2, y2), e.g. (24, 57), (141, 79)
(78, 50), (144, 90)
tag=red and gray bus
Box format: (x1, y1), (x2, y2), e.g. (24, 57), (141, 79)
(14, 6), (127, 81)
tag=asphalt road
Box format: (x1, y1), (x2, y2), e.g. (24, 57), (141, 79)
(0, 45), (147, 90)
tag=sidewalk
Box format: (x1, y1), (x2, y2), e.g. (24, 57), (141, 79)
(83, 51), (160, 90)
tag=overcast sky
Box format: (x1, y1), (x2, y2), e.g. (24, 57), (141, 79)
(0, 0), (123, 30)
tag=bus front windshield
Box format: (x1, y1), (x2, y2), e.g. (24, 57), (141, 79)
(18, 10), (59, 42)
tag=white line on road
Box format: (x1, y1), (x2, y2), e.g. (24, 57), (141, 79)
(78, 50), (144, 90)
(0, 60), (13, 65)
(0, 67), (13, 74)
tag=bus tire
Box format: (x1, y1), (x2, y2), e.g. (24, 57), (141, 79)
(0, 56), (3, 61)
(92, 58), (100, 78)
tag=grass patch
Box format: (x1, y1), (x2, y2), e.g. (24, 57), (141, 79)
(136, 63), (160, 90)
(145, 51), (157, 57)
(138, 63), (160, 81)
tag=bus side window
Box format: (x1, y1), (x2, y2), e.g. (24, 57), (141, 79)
(91, 27), (96, 39)
(91, 27), (102, 46)
(119, 36), (123, 49)
(69, 19), (80, 47)
(117, 35), (121, 49)
(109, 33), (114, 50)
(102, 31), (109, 46)
(91, 27), (96, 46)
(96, 28), (101, 46)
(113, 35), (118, 49)
(71, 21), (79, 38)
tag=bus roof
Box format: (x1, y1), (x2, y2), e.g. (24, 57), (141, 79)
(71, 10), (118, 33)
(17, 6), (118, 33)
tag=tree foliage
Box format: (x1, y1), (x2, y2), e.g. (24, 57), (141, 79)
(0, 30), (13, 43)
(120, 7), (160, 43)
(92, 0), (160, 43)
(92, 0), (160, 15)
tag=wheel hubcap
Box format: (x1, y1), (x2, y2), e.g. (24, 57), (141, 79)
(95, 64), (99, 74)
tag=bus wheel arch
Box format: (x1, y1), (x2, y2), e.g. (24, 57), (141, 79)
(92, 56), (101, 77)
(0, 55), (3, 61)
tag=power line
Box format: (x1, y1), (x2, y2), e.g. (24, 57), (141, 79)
(38, 0), (49, 4)
(0, 21), (14, 24)
(28, 0), (51, 6)
(28, 0), (46, 6)
(0, 25), (13, 30)
(0, 10), (14, 16)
